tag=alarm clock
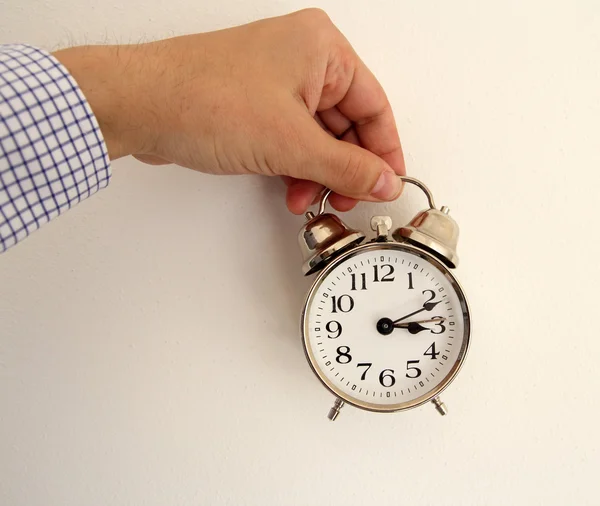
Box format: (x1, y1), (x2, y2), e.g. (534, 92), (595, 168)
(297, 177), (471, 420)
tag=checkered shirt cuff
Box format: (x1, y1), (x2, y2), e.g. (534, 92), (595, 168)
(0, 44), (111, 253)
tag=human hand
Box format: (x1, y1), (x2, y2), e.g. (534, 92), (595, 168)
(54, 9), (405, 214)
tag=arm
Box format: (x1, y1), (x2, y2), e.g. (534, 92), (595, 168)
(2, 9), (405, 253)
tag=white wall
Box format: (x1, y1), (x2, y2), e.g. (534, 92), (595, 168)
(1, 1), (599, 505)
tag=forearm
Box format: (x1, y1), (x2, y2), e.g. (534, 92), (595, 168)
(1, 10), (405, 254)
(52, 44), (154, 160)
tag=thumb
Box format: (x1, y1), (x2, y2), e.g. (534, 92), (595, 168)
(291, 122), (403, 201)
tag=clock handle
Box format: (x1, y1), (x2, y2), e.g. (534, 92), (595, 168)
(399, 176), (437, 210)
(315, 188), (333, 217)
(312, 176), (436, 217)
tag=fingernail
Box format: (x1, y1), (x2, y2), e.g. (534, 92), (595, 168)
(371, 171), (402, 200)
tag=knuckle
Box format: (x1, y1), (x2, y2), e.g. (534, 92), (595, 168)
(288, 9), (339, 60)
(294, 8), (331, 25)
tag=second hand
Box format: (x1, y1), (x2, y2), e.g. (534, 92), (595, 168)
(394, 317), (446, 328)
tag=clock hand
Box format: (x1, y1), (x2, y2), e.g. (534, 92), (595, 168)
(376, 316), (446, 336)
(394, 317), (446, 327)
(394, 317), (446, 334)
(392, 300), (442, 324)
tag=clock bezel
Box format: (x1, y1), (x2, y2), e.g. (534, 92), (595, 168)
(301, 240), (471, 413)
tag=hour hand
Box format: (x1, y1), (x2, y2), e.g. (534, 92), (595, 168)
(377, 317), (446, 336)
(394, 317), (446, 334)
(405, 322), (428, 334)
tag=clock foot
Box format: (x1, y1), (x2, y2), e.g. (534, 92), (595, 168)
(432, 396), (448, 416)
(327, 398), (345, 421)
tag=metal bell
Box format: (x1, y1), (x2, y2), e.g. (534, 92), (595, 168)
(299, 191), (365, 275)
(393, 206), (459, 268)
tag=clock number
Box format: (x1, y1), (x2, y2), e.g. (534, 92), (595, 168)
(424, 342), (440, 360)
(356, 362), (372, 380)
(331, 295), (354, 313)
(325, 321), (342, 339)
(407, 272), (414, 289)
(336, 346), (352, 364)
(379, 369), (396, 387)
(423, 289), (436, 303)
(406, 360), (422, 378)
(351, 272), (367, 291)
(373, 264), (395, 282)
(431, 316), (446, 334)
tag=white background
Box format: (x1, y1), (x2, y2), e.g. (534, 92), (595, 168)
(1, 1), (599, 505)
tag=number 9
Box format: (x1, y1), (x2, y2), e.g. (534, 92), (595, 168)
(326, 320), (342, 339)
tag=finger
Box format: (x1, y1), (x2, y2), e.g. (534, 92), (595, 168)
(282, 113), (403, 202)
(285, 179), (323, 215)
(281, 176), (358, 214)
(338, 126), (360, 146)
(335, 60), (405, 175)
(313, 113), (335, 137)
(328, 193), (358, 212)
(318, 107), (352, 138)
(281, 176), (322, 205)
(281, 175), (298, 187)
(281, 175), (323, 203)
(286, 187), (358, 214)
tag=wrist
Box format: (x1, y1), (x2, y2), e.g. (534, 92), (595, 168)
(53, 44), (156, 160)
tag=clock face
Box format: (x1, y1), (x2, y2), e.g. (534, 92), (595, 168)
(302, 242), (470, 412)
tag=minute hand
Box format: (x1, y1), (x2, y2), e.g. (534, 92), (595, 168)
(392, 300), (442, 324)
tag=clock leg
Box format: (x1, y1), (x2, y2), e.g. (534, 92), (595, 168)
(327, 398), (345, 421)
(432, 396), (448, 416)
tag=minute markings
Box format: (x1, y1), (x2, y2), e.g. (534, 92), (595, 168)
(308, 249), (464, 405)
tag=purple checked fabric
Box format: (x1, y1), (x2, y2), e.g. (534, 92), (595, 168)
(0, 44), (111, 253)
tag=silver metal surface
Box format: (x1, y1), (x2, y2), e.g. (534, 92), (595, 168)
(298, 190), (365, 275)
(393, 208), (460, 268)
(317, 189), (333, 215)
(300, 241), (471, 414)
(432, 396), (448, 416)
(400, 176), (436, 209)
(390, 177), (459, 268)
(370, 215), (392, 240)
(328, 398), (345, 421)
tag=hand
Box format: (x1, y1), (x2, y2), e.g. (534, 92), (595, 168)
(53, 9), (405, 214)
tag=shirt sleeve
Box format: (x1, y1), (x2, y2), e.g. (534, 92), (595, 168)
(0, 44), (111, 253)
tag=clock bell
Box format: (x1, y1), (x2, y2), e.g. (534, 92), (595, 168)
(297, 177), (460, 273)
